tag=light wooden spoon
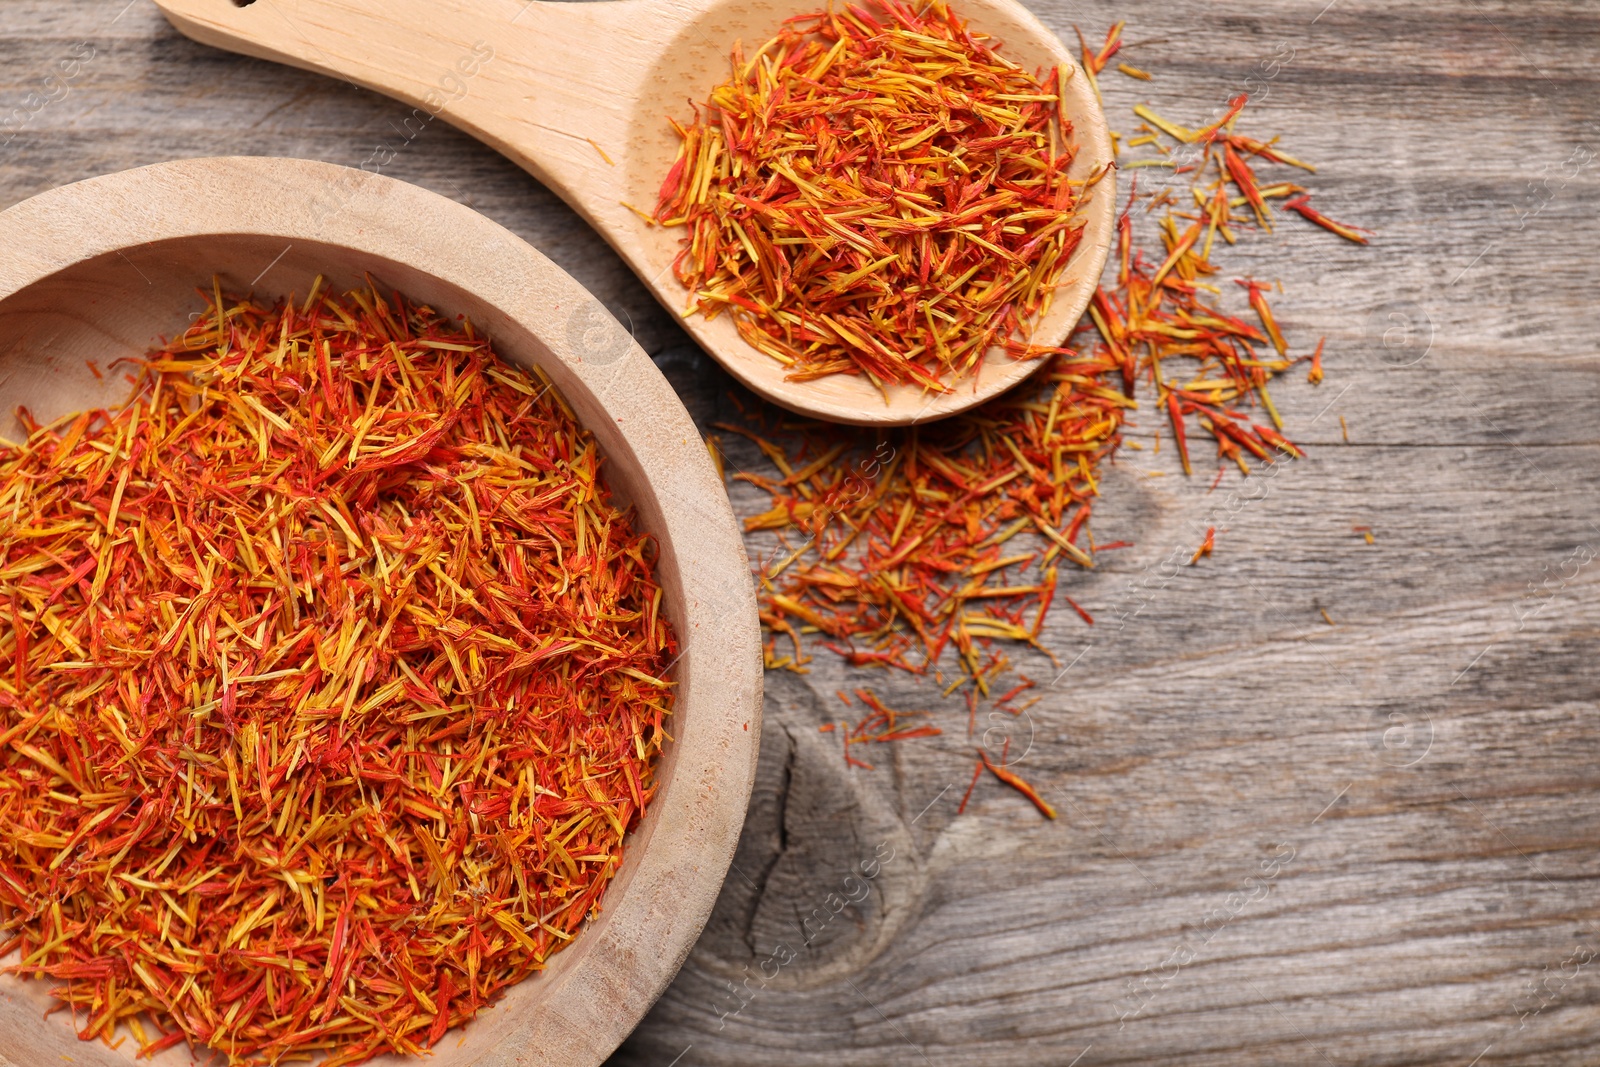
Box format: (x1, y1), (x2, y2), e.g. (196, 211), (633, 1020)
(153, 0), (1116, 426)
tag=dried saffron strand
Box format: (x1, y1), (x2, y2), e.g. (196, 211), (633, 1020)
(956, 759), (984, 814)
(836, 688), (940, 768)
(0, 285), (673, 1066)
(1094, 85), (1372, 476)
(1282, 194), (1371, 244)
(731, 342), (1126, 689)
(978, 750), (1056, 819)
(1074, 21), (1124, 104)
(656, 0), (1091, 390)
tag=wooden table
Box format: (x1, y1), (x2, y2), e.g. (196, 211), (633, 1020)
(3, 1), (1596, 1063)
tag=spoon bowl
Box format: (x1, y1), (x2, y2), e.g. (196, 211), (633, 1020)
(153, 0), (1116, 425)
(0, 155), (761, 1067)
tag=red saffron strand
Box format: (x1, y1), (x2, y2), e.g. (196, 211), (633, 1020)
(0, 283), (675, 1066)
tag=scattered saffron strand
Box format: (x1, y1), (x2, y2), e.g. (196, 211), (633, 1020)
(1191, 526), (1217, 565)
(956, 759), (985, 815)
(732, 344), (1125, 689)
(978, 750), (1057, 819)
(837, 689), (941, 768)
(1282, 193), (1373, 245)
(656, 0), (1092, 390)
(0, 284), (674, 1066)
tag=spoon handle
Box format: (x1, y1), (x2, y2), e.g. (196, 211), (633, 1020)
(152, 0), (670, 222)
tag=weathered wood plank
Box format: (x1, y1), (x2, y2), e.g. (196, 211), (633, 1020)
(0, 0), (1596, 1064)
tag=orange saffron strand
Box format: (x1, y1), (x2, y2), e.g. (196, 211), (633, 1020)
(0, 284), (674, 1066)
(1282, 194), (1372, 244)
(978, 750), (1057, 819)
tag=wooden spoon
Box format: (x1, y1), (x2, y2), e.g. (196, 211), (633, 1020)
(154, 0), (1116, 425)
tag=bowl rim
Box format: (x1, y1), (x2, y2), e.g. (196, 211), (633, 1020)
(0, 155), (762, 1067)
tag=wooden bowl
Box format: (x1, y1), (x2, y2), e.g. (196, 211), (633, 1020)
(0, 156), (762, 1066)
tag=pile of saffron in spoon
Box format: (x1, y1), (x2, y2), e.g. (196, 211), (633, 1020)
(657, 0), (1095, 391)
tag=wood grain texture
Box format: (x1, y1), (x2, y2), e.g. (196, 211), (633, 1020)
(1, 0), (1597, 1064)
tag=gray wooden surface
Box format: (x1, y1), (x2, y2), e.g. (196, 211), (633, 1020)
(3, 1), (1598, 1064)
